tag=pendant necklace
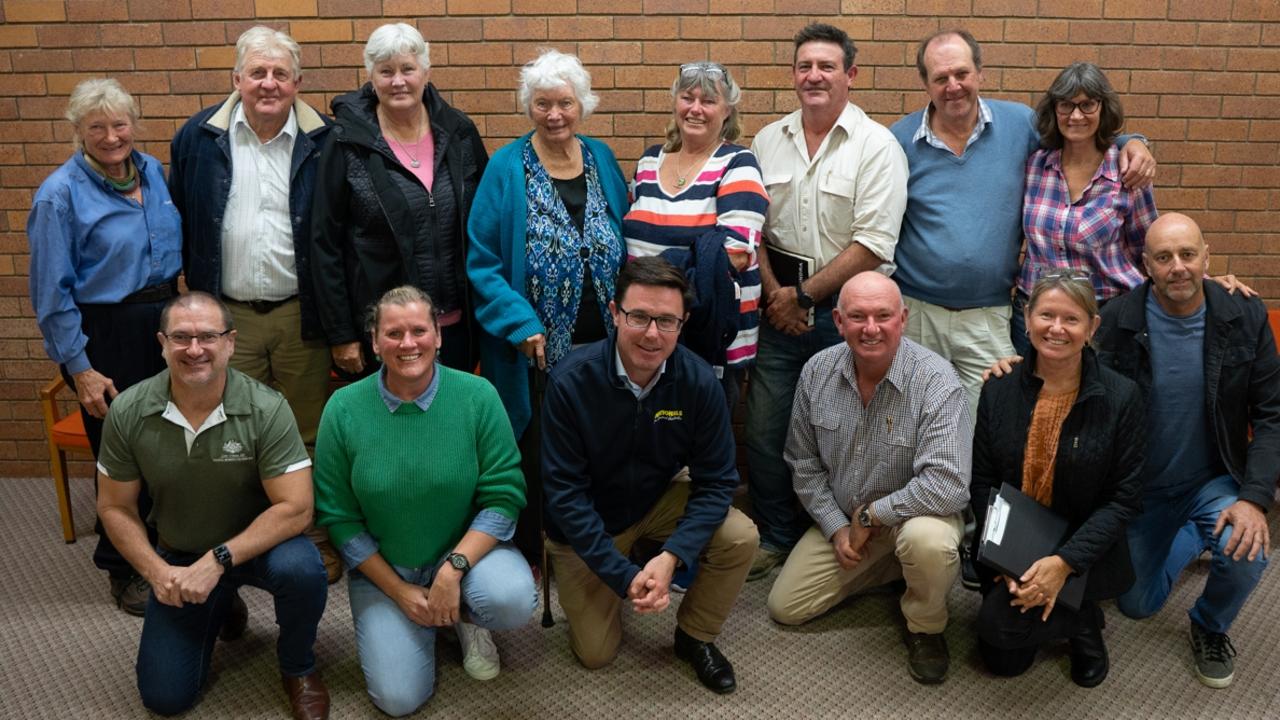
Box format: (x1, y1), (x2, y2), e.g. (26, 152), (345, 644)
(388, 112), (425, 168)
(673, 145), (714, 188)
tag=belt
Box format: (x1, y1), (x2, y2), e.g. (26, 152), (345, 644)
(120, 279), (178, 304)
(230, 296), (296, 314)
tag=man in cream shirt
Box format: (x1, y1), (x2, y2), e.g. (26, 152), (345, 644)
(746, 22), (908, 581)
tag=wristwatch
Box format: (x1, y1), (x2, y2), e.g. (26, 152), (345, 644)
(445, 552), (472, 576)
(857, 505), (875, 529)
(795, 285), (815, 310)
(212, 543), (234, 571)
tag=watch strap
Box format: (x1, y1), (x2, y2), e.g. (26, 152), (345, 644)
(213, 543), (234, 570)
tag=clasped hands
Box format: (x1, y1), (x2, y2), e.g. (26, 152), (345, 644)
(148, 551), (225, 607)
(999, 554), (1073, 622)
(627, 550), (679, 615)
(394, 567), (464, 628)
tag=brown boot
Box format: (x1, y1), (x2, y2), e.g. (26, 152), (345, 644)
(307, 526), (343, 584)
(282, 671), (329, 720)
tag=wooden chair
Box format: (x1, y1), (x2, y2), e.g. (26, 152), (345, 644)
(39, 374), (91, 543)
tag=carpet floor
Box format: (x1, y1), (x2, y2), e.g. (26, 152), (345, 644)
(1, 476), (1278, 719)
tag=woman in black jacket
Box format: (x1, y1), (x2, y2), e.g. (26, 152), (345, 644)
(311, 22), (487, 377)
(971, 270), (1144, 687)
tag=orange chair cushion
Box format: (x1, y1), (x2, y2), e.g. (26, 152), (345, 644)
(51, 412), (92, 451)
(1269, 309), (1280, 353)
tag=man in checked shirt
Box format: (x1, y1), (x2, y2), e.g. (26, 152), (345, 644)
(765, 271), (972, 685)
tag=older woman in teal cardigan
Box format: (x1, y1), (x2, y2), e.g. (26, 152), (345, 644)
(467, 50), (629, 564)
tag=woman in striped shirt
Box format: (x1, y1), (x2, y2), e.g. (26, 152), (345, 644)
(622, 62), (769, 409)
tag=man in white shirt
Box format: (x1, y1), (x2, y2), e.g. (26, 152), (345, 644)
(169, 26), (339, 582)
(745, 22), (909, 581)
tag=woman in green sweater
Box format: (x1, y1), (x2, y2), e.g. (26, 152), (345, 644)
(314, 285), (534, 717)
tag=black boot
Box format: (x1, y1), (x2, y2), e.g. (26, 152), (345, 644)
(1069, 604), (1108, 688)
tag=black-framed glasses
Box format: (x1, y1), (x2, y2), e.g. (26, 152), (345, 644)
(680, 62), (727, 78)
(1054, 98), (1101, 116)
(618, 306), (684, 333)
(161, 329), (233, 347)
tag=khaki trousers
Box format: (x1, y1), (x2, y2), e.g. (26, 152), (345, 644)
(767, 514), (963, 634)
(902, 295), (1013, 425)
(547, 481), (759, 668)
(226, 298), (331, 445)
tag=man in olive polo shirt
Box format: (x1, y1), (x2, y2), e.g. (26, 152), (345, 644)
(97, 292), (330, 720)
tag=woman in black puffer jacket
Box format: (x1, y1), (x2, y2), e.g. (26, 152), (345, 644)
(971, 270), (1144, 688)
(311, 22), (487, 378)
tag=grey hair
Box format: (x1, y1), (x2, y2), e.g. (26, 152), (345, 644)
(160, 291), (234, 334)
(65, 78), (140, 150)
(234, 26), (302, 78)
(662, 63), (742, 152)
(518, 49), (598, 119)
(364, 23), (430, 76)
(366, 285), (437, 334)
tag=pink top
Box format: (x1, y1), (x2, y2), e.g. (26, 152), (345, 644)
(385, 129), (435, 192)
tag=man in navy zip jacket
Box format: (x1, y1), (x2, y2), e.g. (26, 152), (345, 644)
(169, 27), (340, 585)
(543, 257), (759, 694)
(1096, 214), (1279, 690)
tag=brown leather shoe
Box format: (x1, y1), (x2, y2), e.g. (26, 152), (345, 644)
(281, 671), (329, 720)
(314, 537), (343, 585)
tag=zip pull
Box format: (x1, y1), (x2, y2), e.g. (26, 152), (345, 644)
(1073, 436), (1079, 449)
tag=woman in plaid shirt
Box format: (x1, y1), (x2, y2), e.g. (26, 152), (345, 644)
(1014, 62), (1158, 356)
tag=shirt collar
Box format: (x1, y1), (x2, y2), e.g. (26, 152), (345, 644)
(913, 97), (993, 146)
(377, 364), (441, 413)
(615, 347), (665, 400)
(783, 101), (863, 140)
(1043, 145), (1121, 185)
(231, 101), (297, 145)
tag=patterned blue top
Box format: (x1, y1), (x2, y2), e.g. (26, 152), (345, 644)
(523, 139), (623, 367)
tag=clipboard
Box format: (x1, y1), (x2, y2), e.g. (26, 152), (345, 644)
(978, 483), (1087, 610)
(766, 245), (816, 327)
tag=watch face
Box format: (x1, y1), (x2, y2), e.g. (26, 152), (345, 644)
(450, 554), (468, 571)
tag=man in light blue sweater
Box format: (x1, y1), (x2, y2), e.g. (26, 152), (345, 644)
(889, 29), (1156, 417)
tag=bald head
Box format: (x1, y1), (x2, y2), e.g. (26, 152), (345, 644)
(1142, 212), (1210, 316)
(835, 272), (907, 378)
(838, 271), (904, 313)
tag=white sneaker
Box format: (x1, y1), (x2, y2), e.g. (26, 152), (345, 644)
(456, 621), (500, 680)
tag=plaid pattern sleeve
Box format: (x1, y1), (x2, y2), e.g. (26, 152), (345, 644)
(786, 340), (971, 537)
(1020, 146), (1157, 300)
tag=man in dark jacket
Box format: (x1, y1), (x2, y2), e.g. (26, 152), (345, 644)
(169, 26), (339, 582)
(542, 257), (759, 695)
(1095, 213), (1279, 690)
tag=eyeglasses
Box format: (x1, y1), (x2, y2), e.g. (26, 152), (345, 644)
(1054, 98), (1101, 116)
(618, 306), (684, 333)
(162, 329), (233, 347)
(1040, 268), (1093, 285)
(680, 62), (727, 78)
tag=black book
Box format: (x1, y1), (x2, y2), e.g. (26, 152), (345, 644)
(978, 483), (1087, 610)
(766, 244), (816, 327)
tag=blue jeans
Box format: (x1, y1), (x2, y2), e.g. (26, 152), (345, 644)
(348, 544), (536, 717)
(135, 535), (328, 716)
(744, 313), (841, 552)
(1117, 474), (1268, 634)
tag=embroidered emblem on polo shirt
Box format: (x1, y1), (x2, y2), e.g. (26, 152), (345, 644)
(653, 409), (683, 422)
(215, 439), (253, 463)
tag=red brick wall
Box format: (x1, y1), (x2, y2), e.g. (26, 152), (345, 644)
(3, 1), (1278, 476)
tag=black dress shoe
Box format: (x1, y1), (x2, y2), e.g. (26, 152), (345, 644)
(219, 591), (248, 642)
(674, 627), (737, 694)
(1069, 611), (1109, 688)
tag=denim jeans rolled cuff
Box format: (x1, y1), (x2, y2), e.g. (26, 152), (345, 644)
(136, 535), (327, 714)
(1117, 474), (1268, 634)
(744, 317), (840, 552)
(349, 544), (537, 715)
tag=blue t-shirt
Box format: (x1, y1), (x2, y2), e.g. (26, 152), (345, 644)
(1140, 293), (1222, 496)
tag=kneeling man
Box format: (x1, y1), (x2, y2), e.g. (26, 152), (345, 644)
(543, 257), (759, 694)
(767, 272), (971, 684)
(97, 292), (329, 719)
